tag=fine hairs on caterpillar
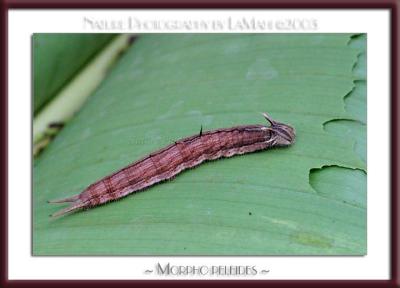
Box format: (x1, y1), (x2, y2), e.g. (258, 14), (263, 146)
(48, 112), (296, 217)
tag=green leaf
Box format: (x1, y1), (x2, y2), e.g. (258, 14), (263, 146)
(33, 33), (116, 114)
(34, 34), (366, 255)
(308, 33), (367, 254)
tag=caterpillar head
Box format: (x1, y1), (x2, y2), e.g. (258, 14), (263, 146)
(262, 112), (296, 146)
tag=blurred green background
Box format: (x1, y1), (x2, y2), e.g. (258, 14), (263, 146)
(33, 34), (116, 115)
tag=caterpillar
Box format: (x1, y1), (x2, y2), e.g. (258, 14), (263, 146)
(48, 113), (295, 217)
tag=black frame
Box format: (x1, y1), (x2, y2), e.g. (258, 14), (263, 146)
(1, 0), (399, 287)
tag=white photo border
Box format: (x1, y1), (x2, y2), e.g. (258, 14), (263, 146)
(8, 9), (390, 280)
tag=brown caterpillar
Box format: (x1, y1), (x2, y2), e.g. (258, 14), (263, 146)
(48, 113), (295, 217)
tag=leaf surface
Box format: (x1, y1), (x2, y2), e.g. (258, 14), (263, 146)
(34, 34), (366, 255)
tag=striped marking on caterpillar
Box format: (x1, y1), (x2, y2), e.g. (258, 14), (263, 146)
(48, 112), (296, 217)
